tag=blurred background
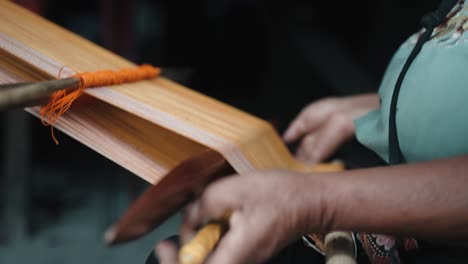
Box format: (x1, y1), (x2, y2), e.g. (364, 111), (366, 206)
(1, 0), (439, 263)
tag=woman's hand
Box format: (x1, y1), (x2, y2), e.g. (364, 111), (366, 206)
(283, 93), (379, 164)
(156, 170), (332, 264)
(156, 156), (468, 263)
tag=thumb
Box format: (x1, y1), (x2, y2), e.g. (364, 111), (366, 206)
(183, 176), (242, 233)
(205, 228), (249, 264)
(205, 213), (266, 264)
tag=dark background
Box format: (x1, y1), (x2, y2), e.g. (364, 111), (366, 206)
(1, 0), (439, 263)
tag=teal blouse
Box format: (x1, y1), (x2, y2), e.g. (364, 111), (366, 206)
(355, 2), (468, 163)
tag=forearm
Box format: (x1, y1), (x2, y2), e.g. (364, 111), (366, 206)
(316, 156), (468, 241)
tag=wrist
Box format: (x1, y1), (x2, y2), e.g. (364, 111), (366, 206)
(297, 172), (345, 234)
(301, 172), (356, 234)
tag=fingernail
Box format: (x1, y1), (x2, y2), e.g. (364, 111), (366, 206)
(103, 226), (117, 245)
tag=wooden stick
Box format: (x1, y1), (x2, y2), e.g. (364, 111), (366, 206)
(0, 77), (79, 110)
(178, 218), (229, 264)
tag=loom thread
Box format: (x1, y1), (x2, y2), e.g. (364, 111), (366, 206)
(40, 64), (161, 144)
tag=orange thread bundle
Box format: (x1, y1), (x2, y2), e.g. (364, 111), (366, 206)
(40, 64), (161, 144)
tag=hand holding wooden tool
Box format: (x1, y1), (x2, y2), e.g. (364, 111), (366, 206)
(106, 150), (355, 264)
(176, 161), (354, 264)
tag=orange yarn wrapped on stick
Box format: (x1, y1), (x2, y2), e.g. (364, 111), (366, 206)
(40, 64), (161, 144)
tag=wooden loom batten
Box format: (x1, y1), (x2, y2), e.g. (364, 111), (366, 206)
(0, 1), (315, 182)
(0, 3), (356, 263)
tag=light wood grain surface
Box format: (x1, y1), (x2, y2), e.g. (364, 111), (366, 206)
(0, 1), (334, 183)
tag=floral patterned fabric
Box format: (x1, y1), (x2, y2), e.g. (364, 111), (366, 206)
(357, 234), (418, 264)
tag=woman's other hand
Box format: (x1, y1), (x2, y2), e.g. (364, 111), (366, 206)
(283, 94), (379, 164)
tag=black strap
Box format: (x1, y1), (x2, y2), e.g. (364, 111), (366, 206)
(387, 0), (459, 164)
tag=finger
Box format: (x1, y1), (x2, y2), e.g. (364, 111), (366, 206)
(296, 133), (318, 163)
(180, 204), (198, 244)
(179, 221), (197, 245)
(182, 202), (201, 229)
(205, 212), (276, 264)
(283, 103), (331, 143)
(283, 116), (307, 143)
(183, 176), (242, 233)
(205, 214), (255, 264)
(309, 114), (355, 163)
(156, 241), (179, 264)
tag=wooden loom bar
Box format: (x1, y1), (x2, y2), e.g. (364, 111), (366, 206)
(0, 1), (332, 183)
(0, 2), (355, 264)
